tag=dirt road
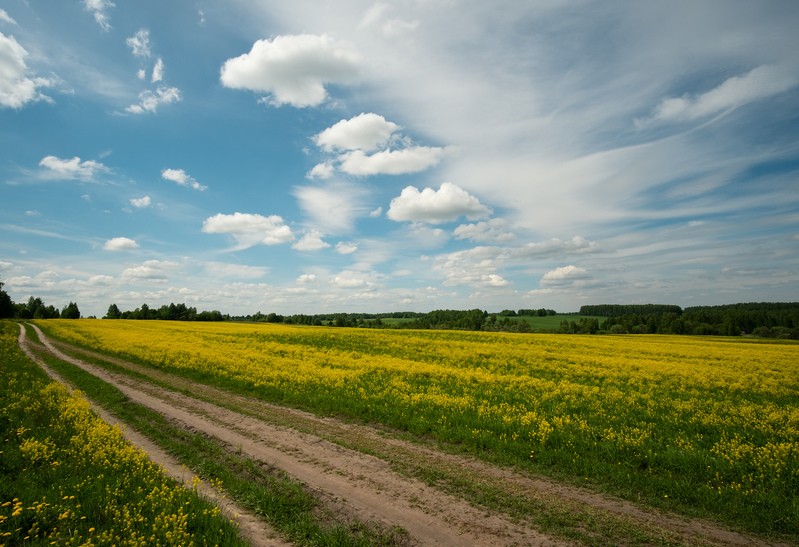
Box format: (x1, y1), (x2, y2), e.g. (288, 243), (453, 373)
(19, 323), (780, 546)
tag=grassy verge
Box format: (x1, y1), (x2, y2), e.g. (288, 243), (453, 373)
(0, 321), (245, 546)
(20, 323), (407, 546)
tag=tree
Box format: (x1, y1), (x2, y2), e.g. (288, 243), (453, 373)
(105, 303), (121, 319)
(62, 302), (81, 319)
(0, 282), (14, 318)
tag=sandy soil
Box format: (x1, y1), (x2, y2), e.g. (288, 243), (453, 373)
(19, 323), (786, 546)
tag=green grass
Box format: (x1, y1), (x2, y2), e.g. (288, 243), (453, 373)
(509, 314), (601, 330)
(0, 321), (245, 546)
(19, 323), (407, 546)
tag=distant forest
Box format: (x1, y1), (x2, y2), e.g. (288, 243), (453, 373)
(1, 281), (797, 338)
(574, 303), (799, 338)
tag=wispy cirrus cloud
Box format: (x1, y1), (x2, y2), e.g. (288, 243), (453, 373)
(83, 0), (114, 32)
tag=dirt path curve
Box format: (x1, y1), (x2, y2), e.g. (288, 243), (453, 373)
(23, 323), (561, 547)
(17, 324), (290, 547)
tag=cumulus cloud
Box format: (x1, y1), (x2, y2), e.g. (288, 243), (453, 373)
(161, 168), (206, 191)
(126, 29), (151, 58)
(121, 259), (178, 280)
(339, 146), (446, 176)
(433, 246), (509, 288)
(314, 113), (399, 152)
(0, 32), (53, 108)
(39, 155), (109, 181)
(202, 212), (294, 250)
(332, 271), (373, 289)
(103, 236), (139, 251)
(296, 273), (317, 284)
(220, 34), (360, 107)
(126, 85), (181, 114)
(336, 241), (358, 254)
(533, 265), (599, 293)
(129, 196), (151, 208)
(339, 146), (444, 176)
(83, 0), (114, 32)
(453, 218), (515, 243)
(649, 65), (799, 123)
(387, 182), (491, 224)
(307, 162), (334, 179)
(292, 230), (331, 251)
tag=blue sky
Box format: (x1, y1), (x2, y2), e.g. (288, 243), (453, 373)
(1, 0), (798, 317)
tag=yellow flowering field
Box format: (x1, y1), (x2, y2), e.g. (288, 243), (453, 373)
(0, 322), (245, 546)
(41, 319), (799, 535)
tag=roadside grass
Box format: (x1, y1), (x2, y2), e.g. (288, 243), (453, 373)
(0, 321), (245, 546)
(20, 323), (408, 547)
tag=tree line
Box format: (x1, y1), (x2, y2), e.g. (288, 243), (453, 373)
(0, 284), (80, 319)
(104, 302), (226, 321)
(573, 302), (799, 338)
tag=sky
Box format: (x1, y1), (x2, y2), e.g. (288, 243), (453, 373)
(1, 0), (798, 317)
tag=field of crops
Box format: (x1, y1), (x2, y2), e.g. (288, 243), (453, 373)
(40, 319), (799, 536)
(0, 322), (244, 545)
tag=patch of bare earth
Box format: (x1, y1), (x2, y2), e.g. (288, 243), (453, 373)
(23, 324), (788, 546)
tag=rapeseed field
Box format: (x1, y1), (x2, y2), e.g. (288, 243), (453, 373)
(42, 319), (799, 535)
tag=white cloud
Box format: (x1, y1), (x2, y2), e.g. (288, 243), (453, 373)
(0, 32), (53, 108)
(339, 146), (446, 176)
(137, 69), (146, 80)
(126, 85), (181, 114)
(359, 3), (419, 38)
(650, 65), (799, 123)
(293, 182), (368, 234)
(369, 207), (383, 218)
(204, 262), (268, 279)
(540, 265), (591, 286)
(336, 241), (358, 254)
(220, 34), (361, 107)
(332, 271), (373, 289)
(161, 168), (206, 191)
(296, 273), (317, 284)
(453, 218), (515, 243)
(514, 236), (599, 258)
(202, 212), (294, 250)
(0, 9), (17, 25)
(129, 196), (151, 208)
(292, 230), (331, 251)
(433, 246), (508, 288)
(83, 0), (114, 32)
(103, 237), (139, 251)
(314, 113), (399, 152)
(387, 182), (492, 224)
(307, 162), (334, 179)
(151, 58), (164, 83)
(39, 155), (108, 181)
(121, 259), (178, 281)
(126, 29), (151, 58)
